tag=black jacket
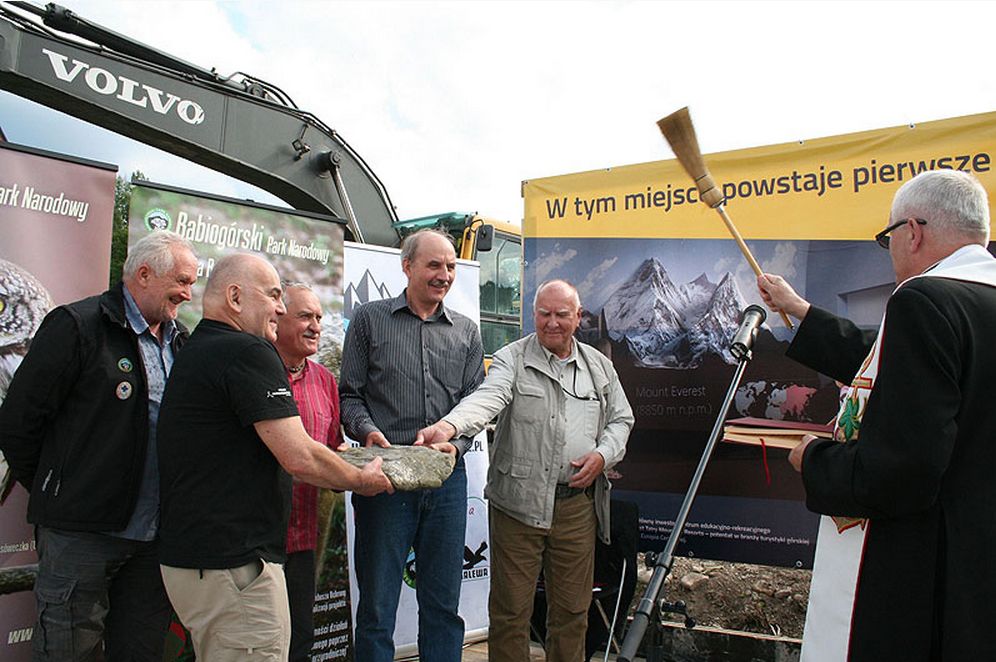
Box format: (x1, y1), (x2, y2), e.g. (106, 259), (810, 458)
(788, 276), (996, 662)
(0, 282), (188, 531)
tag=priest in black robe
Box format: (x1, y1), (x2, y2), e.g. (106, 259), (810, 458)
(757, 169), (996, 662)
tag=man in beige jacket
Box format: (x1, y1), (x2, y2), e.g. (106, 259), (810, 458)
(418, 279), (634, 662)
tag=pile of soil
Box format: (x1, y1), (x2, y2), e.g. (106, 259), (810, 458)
(634, 556), (812, 639)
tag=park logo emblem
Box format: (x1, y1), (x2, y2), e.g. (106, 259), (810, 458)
(402, 548), (417, 589)
(144, 208), (172, 232)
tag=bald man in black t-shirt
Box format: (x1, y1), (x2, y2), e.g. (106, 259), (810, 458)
(158, 253), (391, 662)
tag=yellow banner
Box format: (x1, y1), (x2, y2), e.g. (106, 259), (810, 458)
(523, 110), (996, 240)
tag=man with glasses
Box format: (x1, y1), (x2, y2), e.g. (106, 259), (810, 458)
(756, 169), (996, 662)
(874, 217), (927, 249)
(417, 279), (634, 662)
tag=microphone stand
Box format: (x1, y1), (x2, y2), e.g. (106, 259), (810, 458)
(617, 308), (763, 662)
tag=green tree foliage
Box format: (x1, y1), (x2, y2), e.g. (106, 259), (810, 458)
(108, 171), (145, 285)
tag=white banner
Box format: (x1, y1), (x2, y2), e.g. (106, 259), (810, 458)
(342, 241), (490, 658)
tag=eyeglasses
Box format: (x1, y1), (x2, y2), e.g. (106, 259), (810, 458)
(560, 363), (597, 402)
(875, 218), (927, 249)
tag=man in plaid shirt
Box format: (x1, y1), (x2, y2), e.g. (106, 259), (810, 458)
(275, 283), (343, 662)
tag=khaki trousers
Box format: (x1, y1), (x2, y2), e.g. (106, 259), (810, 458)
(488, 492), (596, 662)
(161, 560), (291, 661)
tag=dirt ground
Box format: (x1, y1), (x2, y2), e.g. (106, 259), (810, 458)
(635, 555), (812, 639)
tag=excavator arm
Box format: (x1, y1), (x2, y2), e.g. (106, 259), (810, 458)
(0, 1), (400, 246)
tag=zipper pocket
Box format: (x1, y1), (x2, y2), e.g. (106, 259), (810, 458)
(41, 469), (53, 493)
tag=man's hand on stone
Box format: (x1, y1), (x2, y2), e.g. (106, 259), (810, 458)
(364, 430), (391, 448)
(426, 441), (458, 457)
(336, 429), (389, 451)
(568, 451), (605, 489)
(355, 456), (394, 496)
(414, 421), (458, 456)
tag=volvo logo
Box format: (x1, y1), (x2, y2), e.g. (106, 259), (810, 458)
(40, 48), (206, 125)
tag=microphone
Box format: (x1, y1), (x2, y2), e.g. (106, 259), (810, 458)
(730, 305), (767, 360)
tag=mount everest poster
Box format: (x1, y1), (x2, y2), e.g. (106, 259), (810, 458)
(521, 237), (891, 567)
(521, 111), (996, 567)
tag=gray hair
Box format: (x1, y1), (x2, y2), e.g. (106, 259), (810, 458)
(400, 228), (455, 264)
(533, 279), (581, 310)
(123, 231), (194, 278)
(280, 281), (313, 304)
(891, 170), (990, 244)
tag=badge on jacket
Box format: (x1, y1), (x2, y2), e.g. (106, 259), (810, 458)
(116, 381), (133, 400)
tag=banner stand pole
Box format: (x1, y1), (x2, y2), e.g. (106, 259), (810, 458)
(618, 307), (764, 662)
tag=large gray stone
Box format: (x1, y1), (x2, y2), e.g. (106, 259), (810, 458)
(339, 446), (455, 491)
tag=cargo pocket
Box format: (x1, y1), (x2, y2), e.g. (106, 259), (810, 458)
(490, 454), (512, 496)
(583, 399), (601, 442)
(216, 628), (283, 659)
(510, 458), (532, 480)
(34, 574), (78, 658)
(492, 453), (532, 502)
(513, 380), (547, 424)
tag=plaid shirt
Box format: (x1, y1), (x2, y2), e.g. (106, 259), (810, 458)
(285, 359), (342, 553)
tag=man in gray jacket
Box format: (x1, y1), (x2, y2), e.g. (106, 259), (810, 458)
(418, 279), (634, 662)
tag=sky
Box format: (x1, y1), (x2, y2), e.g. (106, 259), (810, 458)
(2, 0), (996, 227)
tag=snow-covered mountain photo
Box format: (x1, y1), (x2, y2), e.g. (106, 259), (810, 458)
(601, 257), (747, 368)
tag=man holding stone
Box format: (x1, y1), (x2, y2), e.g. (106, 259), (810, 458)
(157, 253), (391, 661)
(418, 279), (634, 662)
(339, 229), (485, 662)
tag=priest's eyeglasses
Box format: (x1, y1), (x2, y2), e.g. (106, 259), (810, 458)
(875, 218), (927, 249)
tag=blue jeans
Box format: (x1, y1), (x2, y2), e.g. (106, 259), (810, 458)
(32, 526), (170, 661)
(353, 459), (467, 662)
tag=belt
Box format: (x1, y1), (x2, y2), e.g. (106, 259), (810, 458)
(554, 483), (589, 499)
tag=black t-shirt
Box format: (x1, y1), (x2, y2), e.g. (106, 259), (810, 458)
(158, 319), (299, 568)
